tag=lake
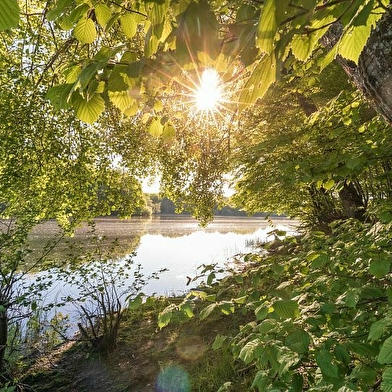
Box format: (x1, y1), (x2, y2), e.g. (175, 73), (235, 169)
(27, 215), (299, 331)
(29, 215), (298, 296)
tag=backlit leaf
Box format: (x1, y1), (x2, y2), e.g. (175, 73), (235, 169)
(75, 93), (105, 123)
(95, 3), (112, 28)
(148, 117), (164, 137)
(120, 14), (138, 39)
(108, 90), (136, 112)
(0, 0), (20, 30)
(158, 304), (175, 329)
(74, 17), (97, 44)
(256, 0), (290, 53)
(338, 1), (385, 63)
(145, 0), (169, 26)
(199, 303), (217, 320)
(239, 54), (277, 111)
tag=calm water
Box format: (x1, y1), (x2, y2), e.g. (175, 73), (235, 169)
(28, 216), (298, 328)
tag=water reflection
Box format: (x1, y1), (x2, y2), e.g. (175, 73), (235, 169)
(28, 217), (298, 330)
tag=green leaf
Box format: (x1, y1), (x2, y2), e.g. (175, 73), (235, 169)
(251, 370), (270, 391)
(323, 178), (335, 191)
(74, 17), (97, 44)
(162, 123), (176, 143)
(95, 3), (112, 28)
(368, 319), (389, 341)
(158, 304), (175, 329)
(378, 336), (392, 364)
(239, 338), (262, 364)
(345, 289), (359, 308)
(179, 301), (194, 318)
(291, 33), (319, 62)
(285, 329), (310, 354)
(212, 334), (227, 350)
(129, 294), (143, 310)
(199, 303), (217, 320)
(0, 0), (19, 30)
(291, 373), (304, 392)
(338, 1), (385, 63)
(46, 84), (74, 109)
(256, 0), (290, 53)
(46, 0), (73, 21)
(370, 258), (391, 278)
(145, 0), (169, 26)
(381, 367), (392, 392)
(315, 349), (339, 379)
(334, 344), (351, 365)
(148, 117), (164, 137)
(120, 14), (138, 39)
(273, 300), (299, 319)
(239, 54), (277, 111)
(346, 342), (378, 358)
(75, 93), (105, 123)
(108, 90), (136, 112)
(255, 305), (269, 321)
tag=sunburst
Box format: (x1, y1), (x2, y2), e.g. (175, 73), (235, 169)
(194, 68), (222, 112)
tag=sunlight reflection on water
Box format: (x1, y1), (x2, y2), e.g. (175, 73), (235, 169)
(28, 217), (299, 332)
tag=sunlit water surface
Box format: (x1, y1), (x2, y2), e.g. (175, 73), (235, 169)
(28, 216), (299, 329)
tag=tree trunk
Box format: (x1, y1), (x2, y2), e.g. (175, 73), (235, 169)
(344, 11), (392, 124)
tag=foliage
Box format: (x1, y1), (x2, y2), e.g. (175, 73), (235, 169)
(158, 220), (392, 389)
(56, 231), (166, 352)
(2, 0), (382, 123)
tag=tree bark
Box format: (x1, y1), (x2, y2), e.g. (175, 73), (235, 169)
(344, 11), (392, 124)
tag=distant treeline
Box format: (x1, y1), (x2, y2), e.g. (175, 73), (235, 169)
(132, 194), (272, 218)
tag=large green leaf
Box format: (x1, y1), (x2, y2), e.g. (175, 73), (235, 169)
(381, 367), (392, 392)
(46, 84), (74, 109)
(369, 258), (391, 278)
(368, 319), (389, 341)
(238, 54), (277, 111)
(95, 3), (112, 28)
(145, 0), (169, 26)
(256, 0), (290, 53)
(75, 93), (105, 123)
(273, 300), (299, 319)
(108, 91), (136, 112)
(74, 17), (97, 44)
(0, 0), (20, 30)
(238, 338), (262, 364)
(285, 329), (310, 354)
(338, 0), (385, 63)
(378, 336), (392, 364)
(120, 14), (138, 39)
(315, 349), (339, 379)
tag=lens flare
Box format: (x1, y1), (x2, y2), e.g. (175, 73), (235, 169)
(155, 364), (190, 392)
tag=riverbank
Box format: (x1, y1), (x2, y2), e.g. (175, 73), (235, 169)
(22, 236), (291, 391)
(23, 296), (254, 391)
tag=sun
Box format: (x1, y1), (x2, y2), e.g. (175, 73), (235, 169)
(195, 69), (222, 111)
